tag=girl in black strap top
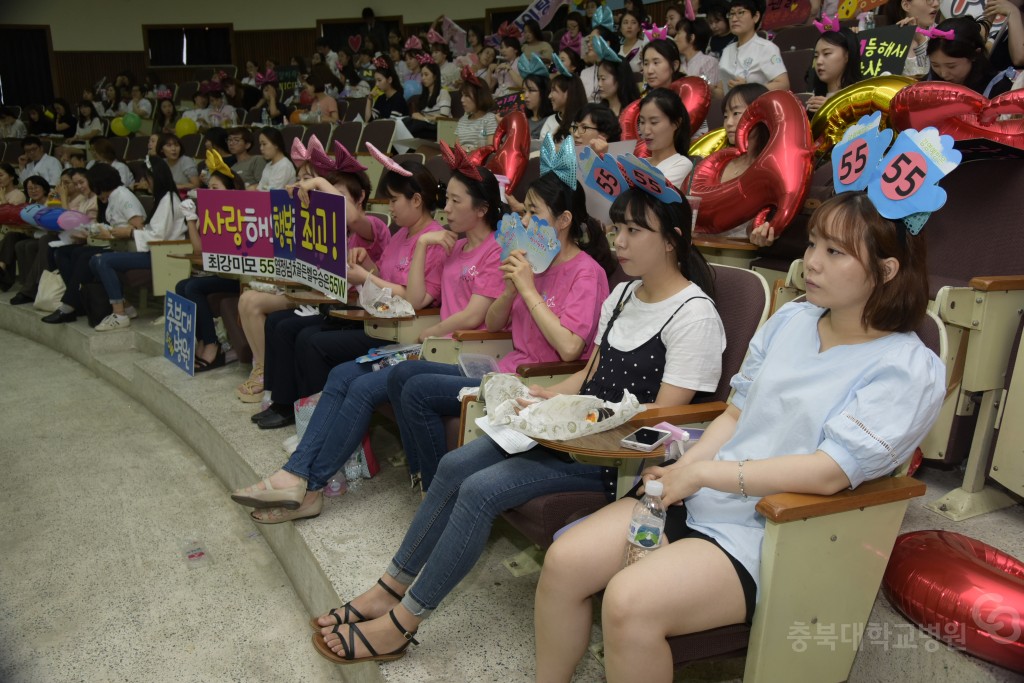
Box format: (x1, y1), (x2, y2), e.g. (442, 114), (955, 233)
(309, 182), (726, 666)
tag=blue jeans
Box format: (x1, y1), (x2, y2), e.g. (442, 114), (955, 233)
(387, 360), (477, 490)
(387, 436), (604, 617)
(89, 251), (151, 303)
(282, 359), (393, 490)
(174, 275), (240, 345)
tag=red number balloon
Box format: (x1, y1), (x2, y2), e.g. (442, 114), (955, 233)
(620, 77), (712, 158)
(465, 111), (531, 193)
(689, 90), (815, 236)
(890, 82), (1024, 150)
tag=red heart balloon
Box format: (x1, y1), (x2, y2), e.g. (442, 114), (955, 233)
(469, 111), (531, 192)
(890, 83), (1024, 150)
(0, 203), (26, 226)
(619, 77), (712, 157)
(348, 35), (362, 53)
(690, 90), (814, 236)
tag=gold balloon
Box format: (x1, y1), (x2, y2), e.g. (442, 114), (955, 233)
(689, 128), (729, 159)
(810, 75), (916, 154)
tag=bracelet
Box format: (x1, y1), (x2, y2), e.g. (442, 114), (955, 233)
(529, 299), (546, 314)
(737, 460), (748, 499)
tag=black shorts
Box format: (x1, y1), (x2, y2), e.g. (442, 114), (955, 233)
(625, 480), (757, 625)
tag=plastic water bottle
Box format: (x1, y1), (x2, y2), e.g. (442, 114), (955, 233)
(324, 472), (347, 497)
(624, 480), (667, 566)
(261, 108), (270, 126)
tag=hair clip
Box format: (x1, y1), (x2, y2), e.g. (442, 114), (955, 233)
(916, 26), (955, 40)
(591, 35), (621, 63)
(517, 53), (550, 79)
(592, 5), (615, 32)
(366, 142), (412, 177)
(440, 141), (483, 181)
(551, 52), (573, 78)
(643, 24), (669, 41)
(461, 65), (482, 87)
(540, 133), (577, 189)
(813, 14), (840, 33)
(205, 149), (234, 178)
(404, 36), (423, 51)
(497, 21), (523, 40)
(373, 56), (390, 71)
(254, 69), (278, 86)
(427, 28), (446, 45)
(416, 53), (435, 66)
(831, 112), (961, 234)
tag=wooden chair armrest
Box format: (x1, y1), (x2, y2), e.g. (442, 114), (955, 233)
(453, 329), (514, 342)
(329, 307), (441, 322)
(756, 476), (927, 524)
(284, 290), (336, 305)
(147, 239), (191, 246)
(367, 197), (390, 206)
(969, 275), (1024, 292)
(693, 237), (759, 251)
(516, 360), (587, 378)
(626, 401), (729, 428)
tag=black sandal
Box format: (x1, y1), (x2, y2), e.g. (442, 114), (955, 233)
(308, 579), (404, 630)
(194, 350), (225, 374)
(311, 609), (419, 664)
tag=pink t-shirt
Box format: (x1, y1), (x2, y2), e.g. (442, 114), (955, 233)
(377, 221), (447, 294)
(497, 251), (609, 373)
(348, 214), (391, 265)
(429, 234), (505, 327)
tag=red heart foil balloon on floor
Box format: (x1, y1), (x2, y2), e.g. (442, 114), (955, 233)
(467, 111), (531, 192)
(620, 77), (712, 158)
(890, 83), (1024, 150)
(690, 90), (814, 235)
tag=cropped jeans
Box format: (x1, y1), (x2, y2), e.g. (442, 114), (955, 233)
(386, 436), (604, 617)
(89, 251), (150, 303)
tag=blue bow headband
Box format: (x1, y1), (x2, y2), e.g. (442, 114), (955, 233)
(592, 5), (615, 32)
(591, 35), (621, 63)
(540, 133), (577, 189)
(517, 53), (550, 79)
(551, 52), (573, 78)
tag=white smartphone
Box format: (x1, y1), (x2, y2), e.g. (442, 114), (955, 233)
(620, 427), (673, 452)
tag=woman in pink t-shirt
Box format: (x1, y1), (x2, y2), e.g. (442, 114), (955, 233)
(231, 163), (507, 522)
(388, 170), (617, 490)
(251, 161), (448, 428)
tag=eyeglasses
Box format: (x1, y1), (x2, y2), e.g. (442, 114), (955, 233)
(727, 9), (751, 18)
(570, 123), (598, 134)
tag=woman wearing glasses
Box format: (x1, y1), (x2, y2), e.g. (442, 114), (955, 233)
(715, 0), (789, 97)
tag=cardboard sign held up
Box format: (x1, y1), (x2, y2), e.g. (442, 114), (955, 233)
(763, 0), (812, 31)
(859, 26), (916, 78)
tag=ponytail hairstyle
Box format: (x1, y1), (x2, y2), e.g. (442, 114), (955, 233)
(382, 161), (440, 214)
(609, 187), (715, 299)
(524, 75), (554, 119)
(808, 28), (861, 96)
(527, 172), (617, 277)
(450, 165), (502, 229)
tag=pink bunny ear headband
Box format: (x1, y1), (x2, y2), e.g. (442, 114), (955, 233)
(813, 14), (840, 33)
(291, 136), (367, 175)
(366, 142), (412, 177)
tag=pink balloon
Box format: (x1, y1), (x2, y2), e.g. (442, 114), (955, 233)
(57, 210), (92, 230)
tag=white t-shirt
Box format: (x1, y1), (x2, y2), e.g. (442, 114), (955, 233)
(539, 114), (561, 141)
(106, 186), (146, 227)
(620, 37), (648, 74)
(718, 36), (786, 93)
(656, 153), (694, 192)
(594, 281), (725, 392)
(75, 117), (104, 139)
(580, 65), (602, 103)
(112, 160), (134, 187)
(22, 153), (63, 187)
(258, 157), (297, 191)
(134, 193), (187, 252)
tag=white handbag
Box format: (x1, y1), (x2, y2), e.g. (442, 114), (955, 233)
(33, 270), (66, 312)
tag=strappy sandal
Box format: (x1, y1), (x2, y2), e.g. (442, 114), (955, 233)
(311, 610), (419, 664)
(236, 362), (265, 403)
(194, 351), (226, 374)
(309, 579), (404, 630)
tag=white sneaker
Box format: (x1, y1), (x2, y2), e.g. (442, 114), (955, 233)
(95, 313), (131, 331)
(124, 305), (139, 319)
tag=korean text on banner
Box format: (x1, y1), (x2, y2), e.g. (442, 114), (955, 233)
(270, 189), (297, 281)
(164, 291), (196, 376)
(198, 189), (276, 276)
(293, 190), (348, 300)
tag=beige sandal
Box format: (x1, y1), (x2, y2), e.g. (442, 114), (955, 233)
(236, 362), (265, 403)
(250, 492), (322, 524)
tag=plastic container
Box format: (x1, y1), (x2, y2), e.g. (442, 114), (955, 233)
(624, 480), (667, 566)
(458, 353), (500, 379)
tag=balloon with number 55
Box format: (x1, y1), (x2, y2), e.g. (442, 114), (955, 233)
(690, 91), (814, 235)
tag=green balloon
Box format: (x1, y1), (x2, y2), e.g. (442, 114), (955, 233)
(123, 112), (142, 132)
